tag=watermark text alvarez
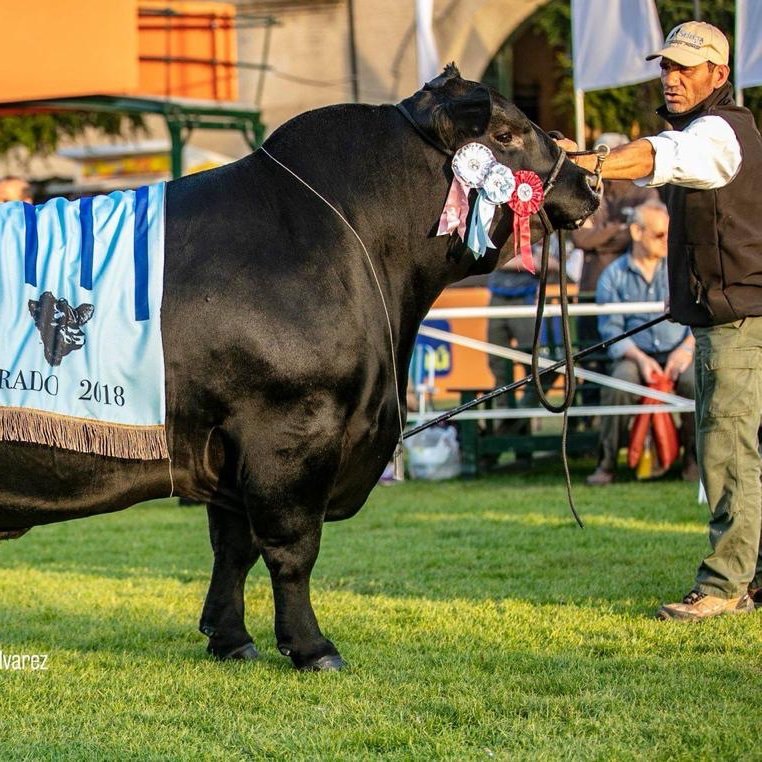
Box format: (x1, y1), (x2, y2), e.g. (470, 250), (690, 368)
(0, 649), (49, 670)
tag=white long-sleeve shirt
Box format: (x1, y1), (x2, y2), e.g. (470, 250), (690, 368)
(634, 115), (742, 190)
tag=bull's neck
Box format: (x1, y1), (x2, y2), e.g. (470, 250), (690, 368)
(260, 104), (477, 367)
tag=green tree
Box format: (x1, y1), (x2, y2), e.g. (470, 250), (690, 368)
(531, 0), (762, 138)
(0, 111), (144, 160)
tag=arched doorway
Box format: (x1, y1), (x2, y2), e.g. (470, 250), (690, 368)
(481, 10), (569, 135)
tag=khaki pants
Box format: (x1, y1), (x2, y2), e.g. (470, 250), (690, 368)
(694, 316), (762, 597)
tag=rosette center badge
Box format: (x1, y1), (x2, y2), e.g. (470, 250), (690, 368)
(452, 143), (495, 188)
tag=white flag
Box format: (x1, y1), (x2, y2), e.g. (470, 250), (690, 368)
(572, 0), (663, 92)
(415, 0), (440, 85)
(736, 0), (762, 90)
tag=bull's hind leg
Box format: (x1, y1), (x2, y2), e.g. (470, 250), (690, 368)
(199, 502), (260, 660)
(252, 509), (345, 671)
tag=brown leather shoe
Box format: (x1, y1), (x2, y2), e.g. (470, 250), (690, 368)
(585, 466), (614, 486)
(749, 586), (762, 609)
(657, 590), (755, 620)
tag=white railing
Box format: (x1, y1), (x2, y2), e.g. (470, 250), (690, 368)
(407, 300), (693, 423)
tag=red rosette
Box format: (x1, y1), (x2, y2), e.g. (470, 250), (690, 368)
(507, 170), (544, 273)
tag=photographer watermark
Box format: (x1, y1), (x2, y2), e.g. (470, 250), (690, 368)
(0, 649), (48, 670)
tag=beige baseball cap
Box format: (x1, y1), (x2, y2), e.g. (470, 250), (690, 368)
(646, 21), (729, 67)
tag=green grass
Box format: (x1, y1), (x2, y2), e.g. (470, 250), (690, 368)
(0, 460), (760, 760)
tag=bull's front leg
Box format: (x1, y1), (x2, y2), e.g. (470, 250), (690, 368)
(199, 502), (260, 660)
(252, 509), (345, 671)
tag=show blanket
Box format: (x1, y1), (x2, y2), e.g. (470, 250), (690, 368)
(0, 184), (168, 459)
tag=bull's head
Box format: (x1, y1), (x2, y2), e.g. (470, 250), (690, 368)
(398, 64), (599, 263)
(28, 291), (94, 367)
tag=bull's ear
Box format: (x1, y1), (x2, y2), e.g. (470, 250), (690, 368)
(75, 303), (94, 325)
(434, 85), (493, 147)
(424, 62), (461, 89)
(28, 299), (39, 321)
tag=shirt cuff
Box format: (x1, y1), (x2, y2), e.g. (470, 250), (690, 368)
(633, 136), (674, 188)
(608, 336), (635, 360)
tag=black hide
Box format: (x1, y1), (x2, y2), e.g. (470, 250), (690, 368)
(0, 65), (598, 668)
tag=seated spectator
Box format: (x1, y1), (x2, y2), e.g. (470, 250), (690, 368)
(586, 199), (697, 486)
(0, 176), (32, 203)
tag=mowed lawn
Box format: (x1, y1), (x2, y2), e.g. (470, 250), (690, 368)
(0, 461), (760, 760)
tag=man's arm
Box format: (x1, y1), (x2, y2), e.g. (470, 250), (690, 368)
(567, 139), (656, 181)
(558, 116), (741, 188)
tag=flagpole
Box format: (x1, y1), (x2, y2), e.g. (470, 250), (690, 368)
(574, 88), (586, 149)
(735, 0), (744, 107)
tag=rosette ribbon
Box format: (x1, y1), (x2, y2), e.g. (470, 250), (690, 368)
(436, 175), (469, 241)
(438, 143), (518, 259)
(507, 170), (544, 274)
(466, 163), (516, 257)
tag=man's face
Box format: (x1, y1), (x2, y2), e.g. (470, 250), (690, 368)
(631, 208), (669, 261)
(660, 58), (727, 113)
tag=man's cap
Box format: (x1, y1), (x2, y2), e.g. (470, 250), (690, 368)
(646, 21), (729, 67)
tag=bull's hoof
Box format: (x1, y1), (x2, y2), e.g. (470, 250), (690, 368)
(208, 641), (260, 661)
(0, 528), (31, 541)
(297, 653), (347, 672)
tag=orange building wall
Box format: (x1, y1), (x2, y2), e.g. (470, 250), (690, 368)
(0, 1), (238, 105)
(138, 1), (238, 101)
(0, 0), (139, 102)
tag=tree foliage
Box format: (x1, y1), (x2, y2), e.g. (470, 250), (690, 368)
(531, 0), (762, 138)
(0, 111), (144, 160)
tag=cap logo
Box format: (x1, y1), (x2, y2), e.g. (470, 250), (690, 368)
(669, 28), (705, 50)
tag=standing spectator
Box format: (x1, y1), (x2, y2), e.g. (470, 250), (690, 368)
(561, 21), (761, 619)
(571, 134), (659, 410)
(585, 200), (696, 486)
(0, 176), (32, 203)
(572, 134), (659, 296)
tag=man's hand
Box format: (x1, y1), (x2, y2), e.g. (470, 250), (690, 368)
(664, 345), (693, 381)
(629, 350), (663, 384)
(555, 137), (579, 154)
(638, 355), (664, 384)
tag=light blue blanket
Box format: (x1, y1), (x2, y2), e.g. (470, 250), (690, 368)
(0, 184), (168, 459)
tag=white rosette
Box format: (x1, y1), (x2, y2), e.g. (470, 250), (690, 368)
(482, 163), (516, 205)
(451, 142), (495, 188)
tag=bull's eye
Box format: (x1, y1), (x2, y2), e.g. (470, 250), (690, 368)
(494, 131), (512, 144)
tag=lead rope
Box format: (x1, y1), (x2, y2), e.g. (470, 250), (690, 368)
(259, 147), (406, 473)
(529, 144), (609, 527)
(531, 213), (582, 526)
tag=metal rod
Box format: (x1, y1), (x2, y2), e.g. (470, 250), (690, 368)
(347, 0), (360, 102)
(403, 313), (671, 439)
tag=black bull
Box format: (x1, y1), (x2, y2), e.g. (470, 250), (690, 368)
(0, 67), (598, 670)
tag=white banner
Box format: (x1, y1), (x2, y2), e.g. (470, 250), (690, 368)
(572, 0), (663, 92)
(736, 0), (762, 89)
(415, 0), (440, 85)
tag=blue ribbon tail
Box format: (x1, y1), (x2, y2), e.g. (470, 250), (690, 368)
(466, 191), (496, 258)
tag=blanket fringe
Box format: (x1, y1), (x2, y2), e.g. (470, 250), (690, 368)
(0, 407), (168, 460)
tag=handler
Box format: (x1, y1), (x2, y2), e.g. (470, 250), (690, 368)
(561, 21), (762, 620)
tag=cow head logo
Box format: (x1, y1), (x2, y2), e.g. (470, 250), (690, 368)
(28, 291), (94, 366)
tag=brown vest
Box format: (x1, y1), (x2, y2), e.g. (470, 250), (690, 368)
(662, 83), (762, 326)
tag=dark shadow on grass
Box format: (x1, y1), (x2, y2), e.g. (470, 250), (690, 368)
(0, 603), (295, 669)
